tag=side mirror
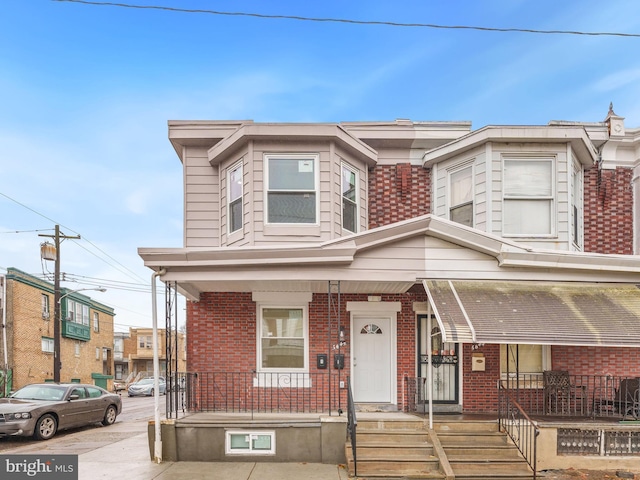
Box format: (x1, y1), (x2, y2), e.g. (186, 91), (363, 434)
(69, 394), (79, 401)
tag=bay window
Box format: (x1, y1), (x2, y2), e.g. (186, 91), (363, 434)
(449, 165), (473, 227)
(342, 163), (358, 233)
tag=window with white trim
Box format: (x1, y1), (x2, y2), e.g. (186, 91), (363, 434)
(503, 158), (554, 235)
(226, 430), (275, 455)
(449, 165), (473, 227)
(74, 342), (81, 357)
(500, 344), (550, 388)
(341, 163), (358, 233)
(228, 162), (243, 234)
(259, 307), (307, 371)
(265, 155), (318, 224)
(93, 312), (99, 332)
(41, 294), (50, 319)
(41, 337), (54, 353)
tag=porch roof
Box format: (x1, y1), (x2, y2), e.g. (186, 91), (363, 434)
(423, 280), (640, 347)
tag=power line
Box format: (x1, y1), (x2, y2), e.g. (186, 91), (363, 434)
(0, 191), (147, 284)
(52, 0), (640, 38)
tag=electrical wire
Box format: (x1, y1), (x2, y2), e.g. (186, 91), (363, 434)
(52, 0), (640, 38)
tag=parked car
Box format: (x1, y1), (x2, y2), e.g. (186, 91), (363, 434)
(127, 377), (166, 397)
(0, 383), (122, 440)
(113, 380), (127, 393)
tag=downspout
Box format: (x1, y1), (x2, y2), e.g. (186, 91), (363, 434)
(2, 275), (7, 396)
(152, 268), (167, 463)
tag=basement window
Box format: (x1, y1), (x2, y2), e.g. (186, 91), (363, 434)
(225, 430), (275, 455)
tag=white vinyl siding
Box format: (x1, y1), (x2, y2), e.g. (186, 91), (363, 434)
(503, 158), (554, 236)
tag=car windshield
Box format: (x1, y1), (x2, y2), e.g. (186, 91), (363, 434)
(136, 379), (155, 385)
(11, 385), (66, 401)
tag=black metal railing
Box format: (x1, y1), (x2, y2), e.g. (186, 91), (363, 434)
(166, 371), (345, 417)
(346, 376), (357, 477)
(498, 382), (539, 479)
(501, 373), (640, 420)
(404, 376), (427, 414)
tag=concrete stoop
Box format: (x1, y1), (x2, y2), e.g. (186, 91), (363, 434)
(345, 416), (534, 480)
(346, 417), (443, 479)
(434, 418), (534, 480)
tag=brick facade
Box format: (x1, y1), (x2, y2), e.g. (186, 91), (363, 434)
(2, 269), (115, 390)
(368, 164), (432, 228)
(583, 166), (634, 255)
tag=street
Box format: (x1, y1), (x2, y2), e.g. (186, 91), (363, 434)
(0, 393), (165, 453)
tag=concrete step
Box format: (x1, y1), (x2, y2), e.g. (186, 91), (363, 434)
(450, 461), (533, 479)
(357, 430), (431, 446)
(358, 419), (427, 431)
(444, 444), (523, 460)
(437, 431), (509, 446)
(434, 420), (499, 433)
(355, 445), (435, 460)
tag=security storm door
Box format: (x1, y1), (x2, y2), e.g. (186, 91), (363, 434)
(352, 316), (393, 403)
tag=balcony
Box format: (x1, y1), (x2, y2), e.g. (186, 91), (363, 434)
(62, 320), (91, 341)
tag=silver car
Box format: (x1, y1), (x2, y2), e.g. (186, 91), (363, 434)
(127, 378), (166, 397)
(0, 383), (122, 440)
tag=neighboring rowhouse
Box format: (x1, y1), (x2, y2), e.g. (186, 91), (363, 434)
(0, 268), (115, 392)
(121, 327), (186, 381)
(139, 106), (640, 466)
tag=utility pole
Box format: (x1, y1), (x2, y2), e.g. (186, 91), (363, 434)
(39, 225), (80, 383)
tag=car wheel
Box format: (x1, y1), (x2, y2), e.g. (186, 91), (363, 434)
(34, 414), (57, 441)
(102, 405), (118, 426)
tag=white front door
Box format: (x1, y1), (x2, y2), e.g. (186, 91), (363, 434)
(352, 316), (393, 403)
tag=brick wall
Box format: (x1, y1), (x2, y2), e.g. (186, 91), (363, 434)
(584, 166), (634, 254)
(6, 272), (115, 389)
(461, 344), (501, 413)
(551, 346), (640, 377)
(368, 164), (432, 229)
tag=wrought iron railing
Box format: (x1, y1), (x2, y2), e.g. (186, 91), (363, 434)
(346, 376), (357, 477)
(165, 371), (345, 417)
(501, 373), (640, 420)
(498, 382), (539, 479)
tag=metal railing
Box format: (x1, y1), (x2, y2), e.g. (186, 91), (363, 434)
(498, 382), (539, 479)
(501, 373), (640, 420)
(346, 376), (357, 477)
(166, 371), (345, 417)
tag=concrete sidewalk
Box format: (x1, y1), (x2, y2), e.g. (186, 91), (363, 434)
(77, 424), (349, 480)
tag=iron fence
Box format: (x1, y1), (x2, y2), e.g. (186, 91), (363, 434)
(165, 371), (346, 418)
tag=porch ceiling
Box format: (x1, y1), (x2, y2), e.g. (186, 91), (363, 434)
(424, 280), (640, 347)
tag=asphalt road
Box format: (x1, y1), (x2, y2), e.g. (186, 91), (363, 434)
(0, 393), (165, 452)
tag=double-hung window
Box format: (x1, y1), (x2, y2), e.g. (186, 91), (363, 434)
(259, 307), (306, 370)
(503, 158), (554, 236)
(42, 294), (50, 319)
(449, 165), (473, 227)
(265, 155), (318, 224)
(228, 162), (243, 234)
(341, 163), (358, 233)
(41, 337), (54, 353)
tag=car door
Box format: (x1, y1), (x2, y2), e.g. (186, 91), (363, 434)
(85, 387), (110, 422)
(62, 387), (93, 428)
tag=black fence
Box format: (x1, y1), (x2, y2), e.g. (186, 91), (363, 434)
(165, 371), (347, 418)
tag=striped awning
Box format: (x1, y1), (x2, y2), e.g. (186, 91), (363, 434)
(423, 280), (640, 347)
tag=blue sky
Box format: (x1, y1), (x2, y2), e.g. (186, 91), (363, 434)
(1, 0), (639, 331)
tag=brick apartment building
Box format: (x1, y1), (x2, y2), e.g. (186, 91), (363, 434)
(0, 268), (115, 391)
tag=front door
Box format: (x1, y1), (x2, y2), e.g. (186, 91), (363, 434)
(352, 316), (393, 403)
(417, 315), (459, 405)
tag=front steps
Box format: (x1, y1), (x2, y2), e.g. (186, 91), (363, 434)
(345, 415), (534, 479)
(345, 417), (443, 478)
(434, 418), (534, 480)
